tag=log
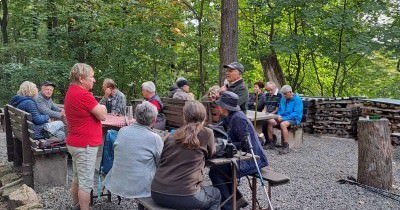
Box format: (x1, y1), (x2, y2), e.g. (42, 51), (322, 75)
(357, 118), (392, 190)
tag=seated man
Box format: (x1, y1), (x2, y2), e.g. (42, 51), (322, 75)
(36, 81), (65, 121)
(248, 81), (266, 112)
(172, 77), (194, 100)
(262, 81), (282, 148)
(99, 78), (126, 115)
(266, 85), (303, 154)
(103, 101), (163, 199)
(209, 91), (269, 210)
(141, 81), (166, 130)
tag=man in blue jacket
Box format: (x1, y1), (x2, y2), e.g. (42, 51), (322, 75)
(209, 91), (268, 210)
(266, 85), (303, 154)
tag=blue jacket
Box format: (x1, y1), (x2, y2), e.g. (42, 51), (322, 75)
(10, 95), (49, 139)
(277, 94), (303, 125)
(223, 111), (268, 176)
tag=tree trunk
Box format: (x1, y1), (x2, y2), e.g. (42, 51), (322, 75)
(198, 0), (205, 96)
(357, 118), (392, 190)
(260, 54), (284, 88)
(219, 0), (238, 85)
(1, 0), (8, 44)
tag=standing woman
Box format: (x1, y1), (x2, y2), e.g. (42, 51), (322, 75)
(64, 63), (107, 210)
(151, 101), (221, 210)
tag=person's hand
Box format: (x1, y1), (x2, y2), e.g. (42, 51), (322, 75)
(220, 85), (227, 92)
(104, 88), (112, 98)
(61, 109), (65, 117)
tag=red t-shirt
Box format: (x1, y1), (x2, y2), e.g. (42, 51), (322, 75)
(64, 84), (102, 147)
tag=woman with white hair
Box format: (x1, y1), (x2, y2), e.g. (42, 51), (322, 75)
(103, 101), (163, 198)
(142, 81), (166, 130)
(10, 81), (65, 141)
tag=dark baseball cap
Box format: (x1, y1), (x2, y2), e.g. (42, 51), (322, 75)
(223, 62), (244, 74)
(41, 81), (56, 88)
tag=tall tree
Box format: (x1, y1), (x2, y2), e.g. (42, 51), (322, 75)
(219, 0), (238, 85)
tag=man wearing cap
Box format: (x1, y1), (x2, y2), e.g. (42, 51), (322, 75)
(172, 77), (194, 100)
(221, 62), (249, 113)
(209, 91), (269, 210)
(99, 78), (126, 115)
(36, 81), (65, 120)
(142, 81), (166, 130)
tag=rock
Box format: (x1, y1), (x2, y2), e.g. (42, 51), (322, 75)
(8, 184), (39, 209)
(0, 165), (13, 180)
(0, 172), (21, 186)
(15, 202), (43, 210)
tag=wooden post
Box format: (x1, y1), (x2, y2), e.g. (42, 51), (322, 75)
(357, 118), (392, 190)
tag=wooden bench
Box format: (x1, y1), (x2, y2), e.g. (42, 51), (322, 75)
(0, 107), (4, 132)
(272, 124), (304, 149)
(250, 168), (290, 210)
(4, 104), (68, 188)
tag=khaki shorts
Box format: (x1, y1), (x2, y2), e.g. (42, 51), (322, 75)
(67, 145), (99, 193)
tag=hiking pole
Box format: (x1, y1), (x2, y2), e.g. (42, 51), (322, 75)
(254, 92), (258, 128)
(246, 133), (274, 210)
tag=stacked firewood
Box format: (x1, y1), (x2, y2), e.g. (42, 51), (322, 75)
(301, 97), (318, 134)
(362, 98), (400, 133)
(313, 97), (363, 138)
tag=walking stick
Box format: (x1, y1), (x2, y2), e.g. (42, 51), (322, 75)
(254, 92), (258, 128)
(246, 133), (274, 210)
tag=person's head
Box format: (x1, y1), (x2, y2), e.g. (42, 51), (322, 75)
(40, 81), (56, 99)
(134, 101), (158, 126)
(70, 63), (95, 91)
(102, 78), (117, 92)
(174, 101), (207, 150)
(280, 85), (294, 100)
(265, 81), (277, 95)
(207, 85), (221, 101)
(141, 81), (156, 99)
(253, 81), (264, 94)
(224, 62), (244, 83)
(215, 91), (240, 116)
(17, 81), (38, 98)
(176, 78), (189, 93)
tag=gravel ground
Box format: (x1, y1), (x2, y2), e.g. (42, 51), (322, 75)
(1, 132), (400, 210)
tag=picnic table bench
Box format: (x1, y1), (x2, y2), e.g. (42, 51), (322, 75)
(4, 104), (68, 188)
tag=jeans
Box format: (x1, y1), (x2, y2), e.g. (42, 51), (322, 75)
(209, 164), (243, 210)
(151, 186), (221, 210)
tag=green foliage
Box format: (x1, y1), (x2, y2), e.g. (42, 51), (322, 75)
(0, 0), (398, 106)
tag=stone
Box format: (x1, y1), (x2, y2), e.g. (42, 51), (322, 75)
(15, 202), (43, 210)
(8, 184), (39, 209)
(33, 154), (68, 188)
(0, 165), (13, 179)
(0, 172), (21, 186)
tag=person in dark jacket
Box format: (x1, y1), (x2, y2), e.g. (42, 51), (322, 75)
(248, 81), (266, 112)
(209, 91), (269, 210)
(10, 81), (51, 139)
(221, 62), (249, 112)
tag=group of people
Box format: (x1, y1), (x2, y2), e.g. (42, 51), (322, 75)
(9, 60), (303, 210)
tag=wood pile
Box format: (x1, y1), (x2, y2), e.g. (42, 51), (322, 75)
(313, 97), (363, 138)
(301, 97), (318, 134)
(361, 98), (400, 134)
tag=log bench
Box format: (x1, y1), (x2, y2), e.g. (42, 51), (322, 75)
(0, 107), (4, 132)
(272, 123), (304, 149)
(4, 104), (68, 188)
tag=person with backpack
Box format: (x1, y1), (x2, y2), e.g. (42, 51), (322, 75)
(103, 101), (163, 198)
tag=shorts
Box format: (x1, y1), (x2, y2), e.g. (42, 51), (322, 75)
(67, 145), (99, 193)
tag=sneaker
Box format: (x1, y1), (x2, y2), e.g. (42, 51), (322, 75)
(236, 197), (249, 210)
(69, 203), (80, 210)
(279, 145), (290, 155)
(264, 141), (275, 150)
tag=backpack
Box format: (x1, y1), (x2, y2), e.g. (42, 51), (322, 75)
(100, 129), (118, 175)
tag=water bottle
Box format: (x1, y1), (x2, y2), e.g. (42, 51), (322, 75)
(226, 140), (234, 158)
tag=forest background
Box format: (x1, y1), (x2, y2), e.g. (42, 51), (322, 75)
(0, 0), (399, 105)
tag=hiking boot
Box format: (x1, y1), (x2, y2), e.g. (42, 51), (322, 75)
(278, 144), (290, 155)
(264, 141), (275, 150)
(236, 197), (249, 209)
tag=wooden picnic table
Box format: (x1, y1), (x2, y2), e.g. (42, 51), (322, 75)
(207, 152), (256, 210)
(246, 110), (278, 122)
